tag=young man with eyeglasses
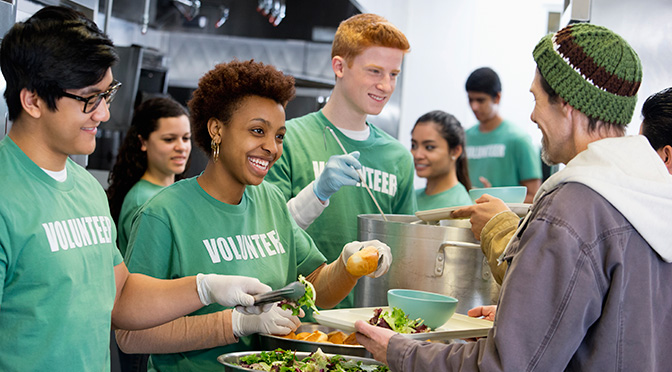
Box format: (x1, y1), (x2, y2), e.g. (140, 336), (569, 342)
(61, 79), (123, 113)
(0, 7), (273, 372)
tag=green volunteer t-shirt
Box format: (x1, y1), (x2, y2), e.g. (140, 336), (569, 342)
(117, 179), (164, 255)
(265, 110), (417, 309)
(125, 177), (327, 372)
(465, 120), (542, 188)
(415, 183), (472, 211)
(0, 137), (122, 372)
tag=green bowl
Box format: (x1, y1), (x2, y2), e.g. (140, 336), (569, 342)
(469, 186), (527, 203)
(387, 289), (458, 329)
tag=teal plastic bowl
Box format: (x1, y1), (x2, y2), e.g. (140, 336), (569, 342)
(387, 289), (458, 329)
(469, 186), (527, 203)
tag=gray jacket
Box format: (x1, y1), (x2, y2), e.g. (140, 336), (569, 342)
(388, 136), (672, 371)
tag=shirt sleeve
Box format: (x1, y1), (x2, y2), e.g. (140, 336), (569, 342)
(291, 211), (327, 275)
(124, 210), (175, 279)
(286, 181), (328, 230)
(115, 310), (237, 353)
(479, 211), (519, 284)
(268, 184), (327, 274)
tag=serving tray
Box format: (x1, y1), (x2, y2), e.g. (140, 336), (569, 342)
(314, 306), (493, 341)
(415, 203), (531, 222)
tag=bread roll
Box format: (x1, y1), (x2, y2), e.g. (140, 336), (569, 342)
(303, 330), (328, 343)
(343, 332), (359, 345)
(327, 330), (347, 344)
(280, 331), (296, 339)
(295, 332), (311, 340)
(346, 246), (379, 276)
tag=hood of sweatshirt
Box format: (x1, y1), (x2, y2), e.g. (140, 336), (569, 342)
(534, 135), (672, 262)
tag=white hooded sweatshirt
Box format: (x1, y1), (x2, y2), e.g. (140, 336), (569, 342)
(533, 135), (672, 262)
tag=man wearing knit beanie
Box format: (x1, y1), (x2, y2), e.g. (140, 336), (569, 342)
(354, 23), (672, 371)
(453, 22), (664, 284)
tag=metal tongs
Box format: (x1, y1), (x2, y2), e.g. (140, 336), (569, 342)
(253, 281), (306, 306)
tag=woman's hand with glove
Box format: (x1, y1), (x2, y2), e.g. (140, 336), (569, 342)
(231, 305), (303, 337)
(196, 274), (274, 315)
(313, 151), (361, 201)
(341, 239), (393, 278)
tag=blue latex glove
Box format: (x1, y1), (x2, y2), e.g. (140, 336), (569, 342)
(313, 151), (361, 201)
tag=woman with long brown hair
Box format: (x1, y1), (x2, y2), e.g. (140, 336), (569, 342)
(411, 110), (472, 210)
(107, 96), (191, 255)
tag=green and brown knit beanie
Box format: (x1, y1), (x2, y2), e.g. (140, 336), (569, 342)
(533, 23), (642, 126)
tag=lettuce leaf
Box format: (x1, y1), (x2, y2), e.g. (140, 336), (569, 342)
(279, 275), (320, 316)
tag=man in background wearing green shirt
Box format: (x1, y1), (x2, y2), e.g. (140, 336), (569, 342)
(464, 67), (542, 203)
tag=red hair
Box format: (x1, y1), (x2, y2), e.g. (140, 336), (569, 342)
(331, 13), (410, 66)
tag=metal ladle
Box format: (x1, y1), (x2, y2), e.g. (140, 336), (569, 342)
(326, 127), (388, 221)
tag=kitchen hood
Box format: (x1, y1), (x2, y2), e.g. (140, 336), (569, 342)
(100, 0), (363, 42)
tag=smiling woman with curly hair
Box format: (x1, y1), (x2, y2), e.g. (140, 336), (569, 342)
(115, 59), (393, 372)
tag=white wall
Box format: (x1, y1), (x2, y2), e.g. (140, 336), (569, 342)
(590, 0), (672, 136)
(358, 0), (562, 188)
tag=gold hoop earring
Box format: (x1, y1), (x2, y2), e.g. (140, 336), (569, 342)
(211, 139), (220, 162)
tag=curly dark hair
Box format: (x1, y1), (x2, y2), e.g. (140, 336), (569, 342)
(188, 59), (296, 154)
(107, 97), (189, 224)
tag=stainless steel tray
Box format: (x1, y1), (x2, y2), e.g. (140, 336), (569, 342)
(217, 350), (384, 372)
(259, 323), (370, 358)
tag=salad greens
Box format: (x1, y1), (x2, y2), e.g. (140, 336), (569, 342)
(279, 275), (320, 316)
(368, 307), (430, 334)
(237, 348), (389, 372)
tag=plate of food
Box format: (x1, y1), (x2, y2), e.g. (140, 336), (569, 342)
(314, 306), (493, 341)
(217, 348), (388, 372)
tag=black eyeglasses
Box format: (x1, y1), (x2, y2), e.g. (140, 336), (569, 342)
(61, 80), (122, 114)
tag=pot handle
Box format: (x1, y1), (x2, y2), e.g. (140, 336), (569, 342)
(434, 240), (482, 276)
(442, 240), (481, 249)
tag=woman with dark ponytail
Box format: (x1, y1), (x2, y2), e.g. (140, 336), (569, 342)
(411, 110), (472, 210)
(107, 96), (191, 256)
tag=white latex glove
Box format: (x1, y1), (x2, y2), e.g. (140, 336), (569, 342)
(196, 274), (274, 315)
(341, 239), (393, 278)
(231, 305), (303, 337)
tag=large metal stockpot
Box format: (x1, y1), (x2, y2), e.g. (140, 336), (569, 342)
(354, 214), (500, 314)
